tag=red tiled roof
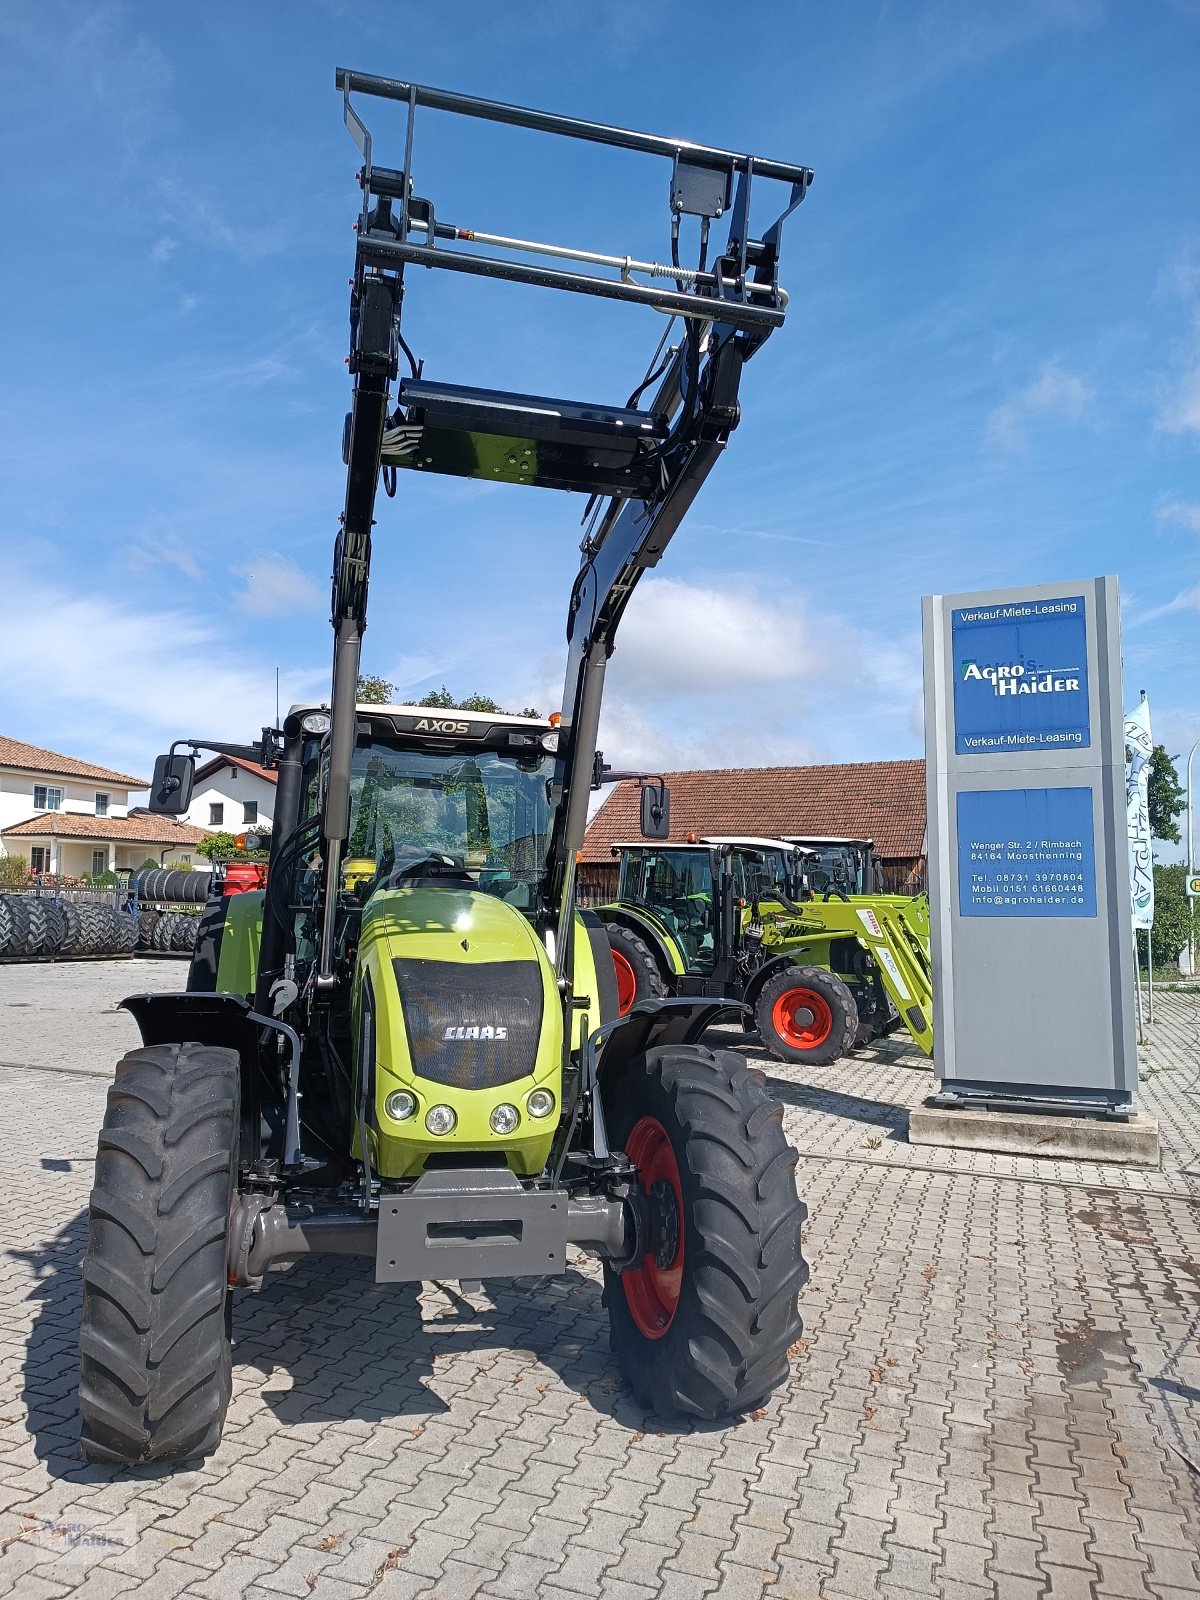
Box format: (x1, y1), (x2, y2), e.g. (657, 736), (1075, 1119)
(582, 760), (927, 863)
(3, 813), (205, 844)
(194, 755), (277, 784)
(0, 736), (146, 788)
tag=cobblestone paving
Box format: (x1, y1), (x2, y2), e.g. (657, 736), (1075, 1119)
(0, 962), (1197, 1599)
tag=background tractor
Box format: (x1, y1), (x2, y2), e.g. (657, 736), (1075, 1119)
(77, 70), (814, 1463)
(597, 836), (933, 1064)
(783, 835), (881, 897)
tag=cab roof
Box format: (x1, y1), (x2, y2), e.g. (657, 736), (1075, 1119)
(702, 835), (818, 855)
(781, 835), (874, 849)
(610, 836), (817, 856)
(287, 702), (552, 732)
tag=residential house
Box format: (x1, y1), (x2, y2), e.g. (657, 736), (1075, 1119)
(580, 759), (928, 898)
(186, 755), (278, 834)
(0, 736), (203, 877)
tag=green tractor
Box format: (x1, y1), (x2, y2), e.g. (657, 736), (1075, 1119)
(77, 71), (816, 1462)
(597, 836), (933, 1065)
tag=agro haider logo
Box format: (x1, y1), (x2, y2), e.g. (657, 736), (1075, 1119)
(959, 658), (1081, 698)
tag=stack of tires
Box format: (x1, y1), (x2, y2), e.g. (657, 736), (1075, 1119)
(0, 896), (139, 959)
(131, 869), (209, 905)
(135, 909), (201, 954)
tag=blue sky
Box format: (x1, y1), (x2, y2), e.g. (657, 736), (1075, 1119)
(1, 0), (1197, 794)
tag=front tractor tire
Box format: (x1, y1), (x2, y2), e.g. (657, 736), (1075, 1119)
(79, 1042), (240, 1464)
(755, 965), (858, 1066)
(607, 924), (667, 1016)
(602, 1045), (807, 1419)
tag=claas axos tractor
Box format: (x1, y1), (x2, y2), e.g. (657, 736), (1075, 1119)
(78, 71), (815, 1462)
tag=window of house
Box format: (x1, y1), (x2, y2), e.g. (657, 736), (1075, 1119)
(91, 849), (107, 877)
(95, 792), (109, 817)
(33, 785), (63, 811)
(243, 801), (258, 825)
(209, 802), (224, 825)
(30, 847), (48, 873)
(178, 854), (191, 865)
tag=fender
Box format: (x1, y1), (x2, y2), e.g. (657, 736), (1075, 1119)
(741, 948), (825, 1011)
(595, 997), (741, 1081)
(593, 904), (685, 980)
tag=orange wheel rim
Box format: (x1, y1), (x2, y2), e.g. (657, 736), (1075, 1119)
(772, 987), (833, 1048)
(622, 1116), (684, 1339)
(612, 949), (637, 1016)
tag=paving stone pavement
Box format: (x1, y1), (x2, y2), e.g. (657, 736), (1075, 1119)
(0, 960), (1197, 1599)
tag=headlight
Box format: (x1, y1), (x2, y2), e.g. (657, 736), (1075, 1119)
(489, 1103), (520, 1135)
(540, 730), (560, 753)
(384, 1090), (417, 1122)
(301, 711), (331, 734)
(527, 1088), (556, 1119)
(425, 1104), (457, 1136)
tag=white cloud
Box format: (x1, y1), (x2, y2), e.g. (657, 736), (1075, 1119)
(150, 235), (177, 265)
(1157, 500), (1200, 535)
(611, 575), (817, 698)
(1156, 344), (1200, 439)
(594, 574), (922, 770)
(987, 360), (1094, 448)
(232, 554), (324, 617)
(0, 581), (324, 784)
(1127, 585), (1200, 629)
(125, 529), (204, 583)
(1154, 247), (1200, 441)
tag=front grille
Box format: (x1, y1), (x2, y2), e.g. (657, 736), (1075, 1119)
(392, 958), (543, 1090)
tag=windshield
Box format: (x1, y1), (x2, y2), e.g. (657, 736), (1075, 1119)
(347, 745), (555, 895)
(806, 845), (862, 894)
(735, 848), (799, 902)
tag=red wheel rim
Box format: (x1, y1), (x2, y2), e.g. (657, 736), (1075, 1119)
(612, 949), (637, 1016)
(621, 1116), (684, 1339)
(772, 987), (833, 1049)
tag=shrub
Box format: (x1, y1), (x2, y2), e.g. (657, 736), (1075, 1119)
(0, 854), (30, 889)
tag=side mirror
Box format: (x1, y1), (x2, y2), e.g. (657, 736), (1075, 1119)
(149, 752), (195, 815)
(639, 781), (669, 839)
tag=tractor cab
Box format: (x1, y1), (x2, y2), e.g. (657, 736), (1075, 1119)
(699, 835), (817, 910)
(782, 836), (880, 897)
(609, 836), (815, 986)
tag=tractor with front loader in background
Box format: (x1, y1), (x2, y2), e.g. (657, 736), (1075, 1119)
(597, 836), (933, 1065)
(77, 70), (815, 1463)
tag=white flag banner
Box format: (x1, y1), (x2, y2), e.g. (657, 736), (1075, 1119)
(1125, 698), (1154, 930)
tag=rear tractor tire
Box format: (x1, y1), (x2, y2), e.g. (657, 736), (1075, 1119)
(607, 924), (667, 1017)
(754, 965), (858, 1066)
(601, 1044), (807, 1419)
(79, 1042), (240, 1464)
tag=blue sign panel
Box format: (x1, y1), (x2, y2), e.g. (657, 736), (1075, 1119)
(952, 595), (1089, 755)
(957, 787), (1096, 917)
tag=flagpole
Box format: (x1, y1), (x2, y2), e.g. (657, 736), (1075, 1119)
(1135, 933), (1145, 1045)
(1147, 922), (1154, 1023)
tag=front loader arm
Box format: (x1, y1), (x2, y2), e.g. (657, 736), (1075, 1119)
(317, 70), (810, 986)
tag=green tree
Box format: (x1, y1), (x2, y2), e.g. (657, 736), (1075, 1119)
(356, 674), (396, 704)
(1148, 745), (1185, 844)
(196, 831), (239, 860)
(416, 686), (540, 717)
(416, 685), (457, 709)
(1136, 863), (1198, 965)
